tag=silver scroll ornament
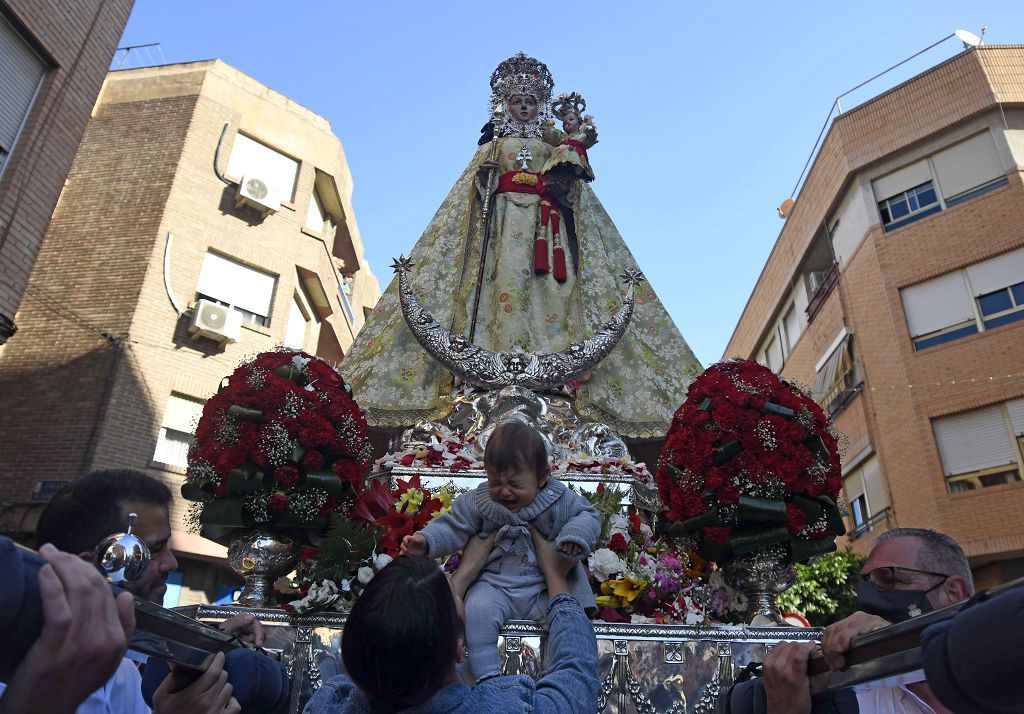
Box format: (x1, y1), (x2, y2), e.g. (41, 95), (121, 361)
(392, 255), (643, 392)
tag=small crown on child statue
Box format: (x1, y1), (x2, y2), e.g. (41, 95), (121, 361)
(552, 92), (587, 121)
(490, 52), (555, 106)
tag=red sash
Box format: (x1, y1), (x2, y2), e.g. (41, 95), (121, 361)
(561, 139), (589, 162)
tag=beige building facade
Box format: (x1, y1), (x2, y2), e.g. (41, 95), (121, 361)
(0, 60), (380, 604)
(0, 0), (134, 343)
(725, 46), (1024, 589)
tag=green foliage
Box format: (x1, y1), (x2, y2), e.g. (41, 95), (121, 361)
(777, 549), (866, 626)
(579, 484), (626, 542)
(307, 514), (381, 584)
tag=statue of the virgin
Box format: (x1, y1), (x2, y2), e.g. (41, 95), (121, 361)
(343, 53), (701, 438)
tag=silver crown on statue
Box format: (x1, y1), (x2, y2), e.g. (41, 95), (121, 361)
(93, 512), (150, 586)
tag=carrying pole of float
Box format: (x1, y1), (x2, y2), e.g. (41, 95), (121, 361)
(811, 575), (1024, 693)
(467, 131), (502, 344)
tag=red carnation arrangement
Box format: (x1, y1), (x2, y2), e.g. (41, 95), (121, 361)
(656, 359), (845, 565)
(182, 350), (373, 541)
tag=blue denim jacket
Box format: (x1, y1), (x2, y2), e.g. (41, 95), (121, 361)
(303, 593), (599, 714)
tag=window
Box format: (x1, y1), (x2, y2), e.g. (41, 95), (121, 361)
(843, 454), (888, 538)
(850, 494), (867, 528)
(226, 133), (298, 204)
(284, 294), (310, 350)
(932, 399), (1024, 494)
(902, 247), (1024, 351)
(0, 12), (46, 175)
(195, 252), (276, 327)
(154, 394), (204, 468)
(338, 283), (356, 326)
(873, 132), (1008, 233)
(877, 181), (940, 230)
(813, 333), (857, 415)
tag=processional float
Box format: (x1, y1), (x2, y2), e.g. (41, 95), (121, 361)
(12, 52), (1012, 714)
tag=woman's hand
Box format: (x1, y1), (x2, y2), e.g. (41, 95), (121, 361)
(449, 531), (497, 600)
(400, 534), (428, 556)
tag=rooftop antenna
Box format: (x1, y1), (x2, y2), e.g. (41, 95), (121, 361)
(114, 42), (164, 70)
(777, 28), (985, 219)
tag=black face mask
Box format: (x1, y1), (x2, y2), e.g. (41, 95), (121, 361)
(855, 581), (935, 623)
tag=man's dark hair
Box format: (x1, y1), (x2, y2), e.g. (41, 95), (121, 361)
(484, 420), (550, 483)
(36, 469), (172, 554)
(341, 555), (459, 709)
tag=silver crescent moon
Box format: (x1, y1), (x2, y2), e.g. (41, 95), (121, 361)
(392, 256), (643, 392)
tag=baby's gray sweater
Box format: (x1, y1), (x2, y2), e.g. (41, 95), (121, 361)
(419, 479), (601, 606)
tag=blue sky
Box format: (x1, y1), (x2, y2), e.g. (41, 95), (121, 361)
(118, 2), (1023, 366)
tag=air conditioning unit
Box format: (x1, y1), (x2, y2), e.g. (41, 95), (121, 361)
(236, 174), (280, 215)
(189, 299), (242, 343)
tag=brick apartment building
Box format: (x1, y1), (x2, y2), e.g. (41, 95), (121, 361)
(0, 0), (134, 343)
(0, 60), (381, 604)
(725, 45), (1024, 588)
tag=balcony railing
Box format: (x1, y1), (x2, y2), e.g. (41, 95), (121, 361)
(806, 262), (840, 323)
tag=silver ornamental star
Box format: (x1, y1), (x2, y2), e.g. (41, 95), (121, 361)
(390, 255), (416, 274)
(619, 269), (646, 287)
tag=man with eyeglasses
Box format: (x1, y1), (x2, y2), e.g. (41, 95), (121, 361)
(755, 528), (973, 714)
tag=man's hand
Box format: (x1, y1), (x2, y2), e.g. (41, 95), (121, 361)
(400, 534), (427, 556)
(218, 612), (265, 647)
(762, 642), (816, 714)
(0, 544), (136, 708)
(821, 611), (891, 671)
(1, 544), (136, 714)
(152, 651), (240, 714)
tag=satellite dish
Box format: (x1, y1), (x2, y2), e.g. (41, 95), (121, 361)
(955, 29), (982, 48)
(777, 197), (795, 219)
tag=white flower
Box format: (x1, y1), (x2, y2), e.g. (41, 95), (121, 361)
(709, 570), (727, 590)
(373, 552), (393, 571)
(357, 566), (375, 585)
(588, 548), (627, 581)
(291, 354), (311, 368)
(608, 513), (629, 538)
(287, 579), (342, 615)
(730, 590), (749, 613)
(630, 614), (654, 624)
(340, 578), (352, 592)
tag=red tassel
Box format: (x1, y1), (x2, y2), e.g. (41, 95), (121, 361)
(553, 246), (567, 282)
(534, 238), (550, 274)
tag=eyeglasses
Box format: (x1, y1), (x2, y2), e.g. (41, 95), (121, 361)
(860, 566), (950, 592)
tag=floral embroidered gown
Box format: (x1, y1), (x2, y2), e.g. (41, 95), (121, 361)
(342, 133), (702, 438)
(473, 133), (575, 353)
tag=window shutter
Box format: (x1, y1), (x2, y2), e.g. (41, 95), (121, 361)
(0, 13), (46, 153)
(766, 335), (783, 372)
(872, 159), (931, 202)
(225, 134), (298, 203)
(784, 306), (802, 348)
(900, 272), (974, 337)
(162, 394), (204, 433)
(196, 253), (276, 317)
(861, 456), (888, 513)
(1007, 398), (1024, 437)
(932, 405), (1017, 476)
(932, 132), (1003, 200)
(284, 296), (308, 349)
(964, 247), (1024, 296)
